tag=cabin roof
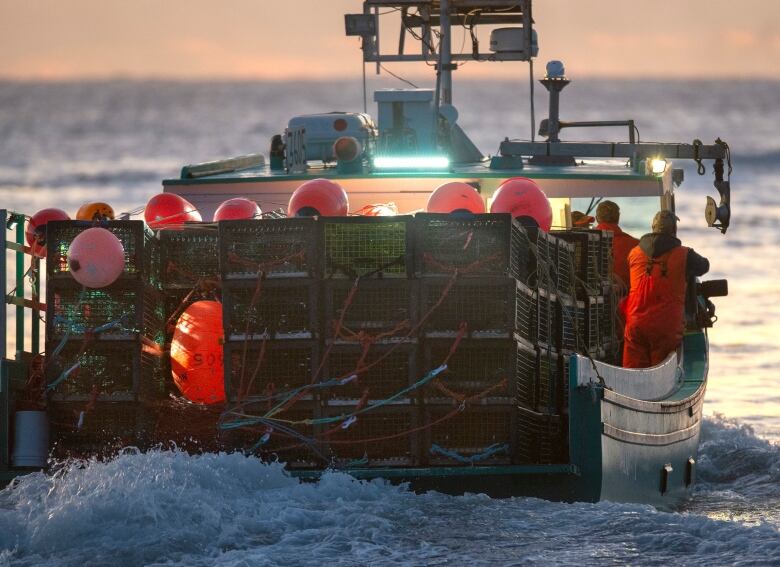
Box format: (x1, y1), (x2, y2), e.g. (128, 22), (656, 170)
(163, 159), (662, 187)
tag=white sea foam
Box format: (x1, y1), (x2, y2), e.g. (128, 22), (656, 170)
(0, 417), (776, 566)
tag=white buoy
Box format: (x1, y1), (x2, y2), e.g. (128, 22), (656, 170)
(12, 411), (49, 467)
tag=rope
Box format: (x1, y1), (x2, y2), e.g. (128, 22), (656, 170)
(429, 442), (509, 464)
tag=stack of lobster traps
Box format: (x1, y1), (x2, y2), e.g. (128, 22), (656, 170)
(44, 220), (165, 455)
(42, 212), (623, 469)
(154, 224), (222, 449)
(219, 217), (322, 466)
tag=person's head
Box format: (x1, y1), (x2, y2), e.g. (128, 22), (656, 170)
(571, 210), (594, 228)
(651, 210), (678, 236)
(595, 200), (620, 224)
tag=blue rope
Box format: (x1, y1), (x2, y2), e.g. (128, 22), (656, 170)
(305, 364), (448, 426)
(429, 443), (509, 464)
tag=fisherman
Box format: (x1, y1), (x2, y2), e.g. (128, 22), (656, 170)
(623, 210), (710, 368)
(594, 200), (639, 289)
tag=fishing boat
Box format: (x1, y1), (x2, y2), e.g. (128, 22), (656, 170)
(1, 0), (733, 507)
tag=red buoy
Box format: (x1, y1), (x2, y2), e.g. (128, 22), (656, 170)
(144, 193), (202, 229)
(213, 198), (261, 222)
(426, 182), (485, 214)
(67, 227), (126, 288)
(26, 208), (70, 258)
(170, 300), (225, 404)
(287, 178), (349, 217)
(490, 177), (553, 232)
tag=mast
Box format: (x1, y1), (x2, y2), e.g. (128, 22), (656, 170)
(439, 0), (453, 105)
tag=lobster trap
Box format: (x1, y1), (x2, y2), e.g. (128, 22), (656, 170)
(536, 288), (557, 349)
(512, 225), (555, 289)
(222, 279), (319, 340)
(223, 340), (318, 401)
(413, 213), (526, 278)
(515, 336), (538, 410)
(321, 342), (417, 403)
(515, 280), (537, 343)
(322, 216), (413, 278)
(322, 405), (420, 467)
(220, 402), (324, 468)
(219, 218), (321, 279)
(325, 279), (417, 342)
(516, 406), (567, 464)
(46, 281), (164, 342)
(551, 230), (600, 298)
(421, 338), (515, 403)
(424, 404), (516, 466)
(585, 295), (605, 355)
(45, 337), (165, 402)
(46, 220), (159, 286)
(49, 401), (142, 457)
(556, 240), (577, 297)
(558, 293), (585, 353)
(420, 277), (516, 339)
(158, 227), (220, 288)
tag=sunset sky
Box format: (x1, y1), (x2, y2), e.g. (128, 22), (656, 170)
(1, 0), (779, 80)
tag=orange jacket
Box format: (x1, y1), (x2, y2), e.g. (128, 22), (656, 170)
(595, 222), (639, 289)
(625, 244), (688, 341)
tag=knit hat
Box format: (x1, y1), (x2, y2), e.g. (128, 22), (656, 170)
(595, 200), (620, 223)
(651, 210), (679, 235)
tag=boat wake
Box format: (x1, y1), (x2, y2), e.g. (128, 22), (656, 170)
(0, 416), (777, 567)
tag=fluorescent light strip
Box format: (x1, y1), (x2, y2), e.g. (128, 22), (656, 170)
(373, 156), (450, 170)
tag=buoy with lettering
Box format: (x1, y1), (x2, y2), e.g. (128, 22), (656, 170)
(490, 177), (553, 232)
(67, 227), (126, 288)
(426, 182), (485, 214)
(213, 198), (261, 221)
(26, 208), (70, 258)
(287, 178), (349, 217)
(170, 300), (225, 404)
(144, 193), (202, 229)
(76, 202), (115, 222)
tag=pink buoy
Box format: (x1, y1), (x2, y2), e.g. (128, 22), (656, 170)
(287, 178), (349, 217)
(26, 208), (70, 258)
(171, 300), (225, 404)
(426, 182), (485, 214)
(67, 227), (126, 288)
(144, 193), (202, 229)
(490, 177), (553, 232)
(213, 198), (261, 222)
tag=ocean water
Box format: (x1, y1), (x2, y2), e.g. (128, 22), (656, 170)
(1, 80), (779, 565)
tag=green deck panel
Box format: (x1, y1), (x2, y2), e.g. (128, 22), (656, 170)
(163, 160), (661, 186)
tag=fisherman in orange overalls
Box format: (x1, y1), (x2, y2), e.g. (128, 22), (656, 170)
(594, 200), (639, 290)
(623, 211), (710, 368)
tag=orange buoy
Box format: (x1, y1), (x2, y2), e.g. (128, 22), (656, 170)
(170, 300), (225, 404)
(490, 177), (553, 232)
(67, 227), (125, 288)
(26, 208), (70, 258)
(144, 193), (202, 229)
(426, 182), (485, 214)
(76, 202), (115, 221)
(287, 178), (349, 217)
(213, 198), (261, 222)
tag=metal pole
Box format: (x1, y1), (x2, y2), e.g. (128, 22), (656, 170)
(0, 209), (6, 360)
(31, 257), (39, 355)
(439, 0), (452, 105)
(15, 218), (24, 359)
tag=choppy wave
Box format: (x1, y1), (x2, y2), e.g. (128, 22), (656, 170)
(0, 416), (777, 567)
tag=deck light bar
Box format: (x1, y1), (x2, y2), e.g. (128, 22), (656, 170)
(372, 156), (450, 171)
